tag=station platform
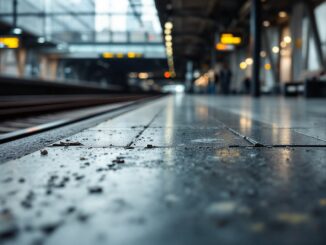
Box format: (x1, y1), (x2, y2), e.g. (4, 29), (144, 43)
(0, 95), (326, 245)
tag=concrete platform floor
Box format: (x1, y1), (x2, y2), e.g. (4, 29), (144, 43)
(0, 95), (326, 245)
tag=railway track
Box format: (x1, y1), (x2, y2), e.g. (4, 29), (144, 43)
(0, 94), (160, 143)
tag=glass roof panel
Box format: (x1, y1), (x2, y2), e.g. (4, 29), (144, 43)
(0, 0), (162, 44)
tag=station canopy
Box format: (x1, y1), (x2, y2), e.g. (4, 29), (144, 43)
(0, 0), (165, 58)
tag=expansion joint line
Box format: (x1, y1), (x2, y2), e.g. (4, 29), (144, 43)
(126, 107), (165, 148)
(227, 127), (266, 147)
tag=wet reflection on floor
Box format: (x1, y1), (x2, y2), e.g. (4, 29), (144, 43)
(0, 95), (326, 245)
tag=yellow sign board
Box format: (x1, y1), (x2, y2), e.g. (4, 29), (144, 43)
(102, 52), (143, 59)
(220, 33), (242, 45)
(0, 36), (20, 49)
(102, 52), (114, 59)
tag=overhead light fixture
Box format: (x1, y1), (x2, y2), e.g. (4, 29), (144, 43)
(57, 43), (67, 50)
(165, 21), (173, 30)
(12, 27), (22, 35)
(260, 51), (267, 58)
(272, 46), (280, 53)
(240, 62), (247, 70)
(279, 11), (288, 18)
(164, 21), (175, 78)
(284, 36), (292, 44)
(138, 72), (149, 79)
(37, 37), (45, 43)
(263, 21), (270, 27)
(164, 29), (171, 35)
(165, 35), (172, 42)
(166, 41), (172, 47)
(245, 58), (253, 65)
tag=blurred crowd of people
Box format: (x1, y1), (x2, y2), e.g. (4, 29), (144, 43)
(206, 63), (252, 95)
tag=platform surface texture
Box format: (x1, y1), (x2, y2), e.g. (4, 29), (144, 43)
(0, 95), (326, 245)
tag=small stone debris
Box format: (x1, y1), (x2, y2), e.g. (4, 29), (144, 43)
(65, 206), (76, 214)
(145, 144), (154, 149)
(112, 156), (125, 164)
(41, 222), (60, 235)
(125, 146), (135, 150)
(88, 186), (103, 194)
(45, 189), (52, 196)
(18, 178), (25, 183)
(40, 149), (48, 156)
(21, 191), (35, 209)
(34, 216), (63, 235)
(75, 175), (85, 181)
(46, 175), (70, 190)
(52, 141), (83, 147)
(80, 157), (87, 161)
(77, 213), (89, 223)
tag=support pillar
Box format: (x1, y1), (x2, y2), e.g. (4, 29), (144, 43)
(185, 61), (194, 92)
(290, 2), (305, 81)
(250, 0), (262, 97)
(306, 2), (326, 71)
(0, 49), (3, 73)
(48, 58), (58, 80)
(39, 56), (48, 79)
(303, 22), (311, 70)
(15, 48), (26, 77)
(263, 29), (279, 86)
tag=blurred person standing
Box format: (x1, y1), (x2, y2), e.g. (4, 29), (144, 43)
(220, 63), (232, 95)
(243, 77), (251, 94)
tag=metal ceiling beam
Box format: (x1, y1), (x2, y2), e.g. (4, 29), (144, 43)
(128, 0), (144, 27)
(251, 0), (262, 97)
(22, 0), (76, 35)
(306, 1), (326, 71)
(0, 12), (149, 17)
